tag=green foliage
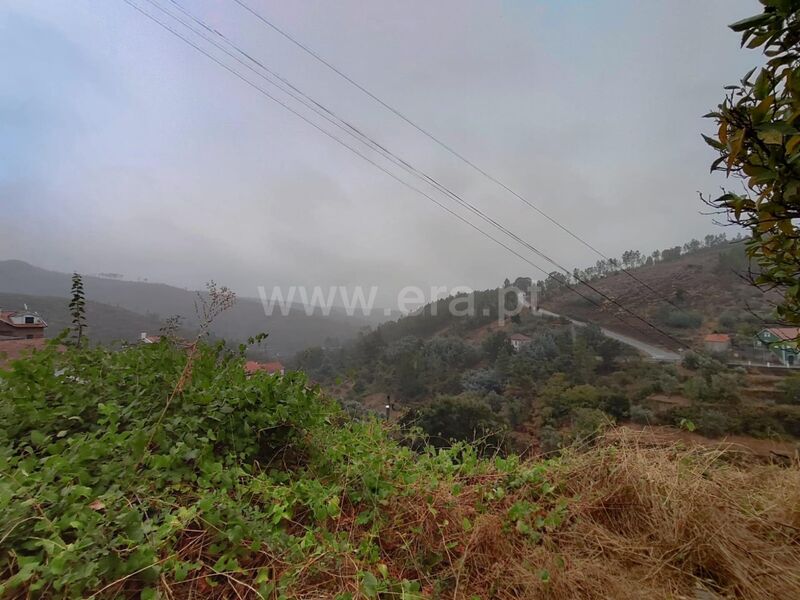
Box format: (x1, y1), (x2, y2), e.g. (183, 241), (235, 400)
(630, 405), (655, 425)
(68, 272), (87, 346)
(694, 409), (732, 438)
(0, 340), (574, 598)
(778, 373), (800, 404)
(570, 407), (611, 444)
(704, 1), (800, 324)
(461, 368), (504, 394)
(682, 350), (703, 369)
(410, 394), (507, 450)
(0, 340), (328, 596)
(481, 331), (513, 361)
(657, 308), (703, 329)
(682, 372), (741, 404)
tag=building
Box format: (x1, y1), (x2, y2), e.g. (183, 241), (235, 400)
(140, 332), (162, 344)
(755, 327), (800, 366)
(0, 310), (47, 340)
(703, 333), (731, 354)
(509, 333), (532, 352)
(244, 361), (285, 376)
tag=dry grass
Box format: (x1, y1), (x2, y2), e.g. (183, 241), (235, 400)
(370, 434), (800, 599)
(145, 434), (800, 599)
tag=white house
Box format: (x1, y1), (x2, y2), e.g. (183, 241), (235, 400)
(509, 333), (532, 352)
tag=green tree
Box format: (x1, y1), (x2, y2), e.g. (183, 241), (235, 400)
(69, 272), (87, 346)
(482, 330), (513, 361)
(704, 1), (800, 324)
(412, 394), (507, 450)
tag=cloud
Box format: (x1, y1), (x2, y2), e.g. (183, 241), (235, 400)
(0, 0), (761, 305)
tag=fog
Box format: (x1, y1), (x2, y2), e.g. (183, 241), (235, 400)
(1, 0), (760, 306)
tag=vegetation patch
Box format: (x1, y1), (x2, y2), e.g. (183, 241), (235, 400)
(1, 339), (799, 598)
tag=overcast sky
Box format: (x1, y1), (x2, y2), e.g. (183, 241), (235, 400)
(1, 0), (762, 305)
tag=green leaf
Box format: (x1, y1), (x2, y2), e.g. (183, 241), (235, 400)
(361, 572), (379, 598)
(141, 588), (157, 600)
(29, 431), (46, 446)
(729, 13), (774, 33)
(538, 569), (551, 583)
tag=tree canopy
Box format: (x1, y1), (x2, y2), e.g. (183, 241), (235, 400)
(704, 0), (800, 323)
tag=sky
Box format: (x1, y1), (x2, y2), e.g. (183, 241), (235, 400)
(0, 0), (763, 306)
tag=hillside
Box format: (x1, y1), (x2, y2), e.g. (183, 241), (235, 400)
(539, 241), (776, 351)
(1, 339), (798, 599)
(0, 260), (381, 356)
(0, 293), (167, 345)
(292, 246), (800, 459)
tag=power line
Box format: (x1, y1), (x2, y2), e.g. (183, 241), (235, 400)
(121, 0), (683, 349)
(228, 0), (687, 314)
(161, 0), (684, 348)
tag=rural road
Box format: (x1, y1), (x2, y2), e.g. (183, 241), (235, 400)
(533, 308), (682, 362)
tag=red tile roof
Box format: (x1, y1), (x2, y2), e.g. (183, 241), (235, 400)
(765, 327), (800, 341)
(244, 361), (285, 375)
(0, 311), (47, 328)
(703, 333), (730, 343)
(509, 333), (532, 342)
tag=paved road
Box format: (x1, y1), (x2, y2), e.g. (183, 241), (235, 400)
(533, 308), (682, 362)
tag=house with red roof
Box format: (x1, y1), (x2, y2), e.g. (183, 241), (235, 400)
(139, 332), (163, 344)
(244, 361), (285, 376)
(703, 333), (731, 354)
(0, 310), (47, 340)
(509, 333), (532, 352)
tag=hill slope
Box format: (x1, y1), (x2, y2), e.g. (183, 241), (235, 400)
(0, 292), (166, 344)
(0, 260), (381, 356)
(539, 242), (775, 350)
(1, 339), (798, 599)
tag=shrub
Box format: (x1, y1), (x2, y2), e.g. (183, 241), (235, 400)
(630, 404), (655, 425)
(570, 407), (611, 443)
(695, 409), (731, 438)
(603, 393), (630, 420)
(413, 394), (507, 450)
(660, 309), (703, 329)
(461, 368), (504, 394)
(778, 375), (800, 405)
(682, 351), (702, 370)
(538, 425), (561, 453)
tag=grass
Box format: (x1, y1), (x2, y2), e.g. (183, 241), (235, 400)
(1, 338), (798, 599)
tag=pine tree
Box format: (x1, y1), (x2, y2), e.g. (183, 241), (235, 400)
(69, 272), (87, 346)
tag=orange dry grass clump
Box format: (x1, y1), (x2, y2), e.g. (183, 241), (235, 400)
(372, 437), (800, 600)
(162, 436), (800, 600)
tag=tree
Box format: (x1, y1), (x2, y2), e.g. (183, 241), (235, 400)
(412, 394), (507, 450)
(69, 272), (87, 346)
(704, 2), (800, 324)
(482, 331), (512, 361)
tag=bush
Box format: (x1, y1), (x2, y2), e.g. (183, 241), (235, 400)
(571, 407), (611, 443)
(778, 375), (800, 405)
(682, 351), (702, 370)
(603, 393), (630, 420)
(660, 309), (703, 329)
(0, 339), (332, 596)
(630, 404), (655, 425)
(412, 394), (507, 450)
(538, 425), (561, 453)
(695, 409), (731, 438)
(461, 368), (504, 394)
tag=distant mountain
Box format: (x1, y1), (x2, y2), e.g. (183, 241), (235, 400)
(0, 260), (382, 356)
(0, 292), (166, 345)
